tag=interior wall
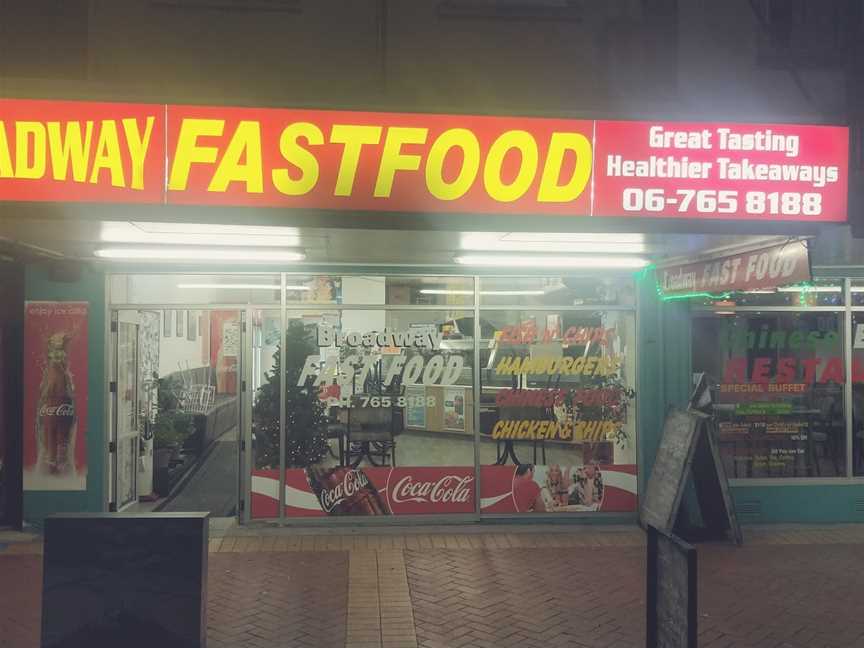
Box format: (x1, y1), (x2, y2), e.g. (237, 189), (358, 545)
(157, 309), (208, 378)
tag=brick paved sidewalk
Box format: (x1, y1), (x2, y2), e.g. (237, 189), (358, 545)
(2, 525), (864, 648)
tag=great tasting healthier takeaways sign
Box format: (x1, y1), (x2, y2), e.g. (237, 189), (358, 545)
(0, 98), (849, 223)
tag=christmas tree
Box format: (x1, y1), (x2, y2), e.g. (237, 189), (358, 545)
(253, 320), (330, 468)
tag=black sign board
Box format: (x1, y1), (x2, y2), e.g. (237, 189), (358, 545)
(646, 525), (697, 648)
(641, 407), (742, 544)
(41, 513), (209, 648)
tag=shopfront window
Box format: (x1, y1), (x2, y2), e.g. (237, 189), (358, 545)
(250, 306), (476, 518)
(692, 311), (846, 478)
(477, 293), (638, 514)
(112, 272), (640, 519)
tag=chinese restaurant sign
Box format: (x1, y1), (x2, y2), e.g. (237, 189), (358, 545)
(658, 240), (811, 296)
(0, 98), (849, 223)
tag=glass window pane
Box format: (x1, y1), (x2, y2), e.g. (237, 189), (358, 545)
(284, 275), (476, 306)
(694, 279), (844, 308)
(272, 308), (475, 518)
(478, 308), (637, 515)
(110, 274), (280, 304)
(692, 312), (846, 478)
(479, 275), (635, 307)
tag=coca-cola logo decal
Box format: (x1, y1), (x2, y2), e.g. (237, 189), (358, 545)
(39, 403), (75, 417)
(320, 469), (369, 512)
(390, 474), (473, 504)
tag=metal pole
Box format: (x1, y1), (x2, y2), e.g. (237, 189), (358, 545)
(279, 273), (287, 521)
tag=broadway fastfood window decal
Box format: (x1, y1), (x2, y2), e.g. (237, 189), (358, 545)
(0, 98), (849, 222)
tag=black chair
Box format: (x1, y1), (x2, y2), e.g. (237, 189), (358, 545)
(345, 405), (397, 467)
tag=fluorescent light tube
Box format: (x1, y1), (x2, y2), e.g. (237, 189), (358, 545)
(454, 254), (649, 269)
(100, 222), (301, 247)
(94, 246), (306, 262)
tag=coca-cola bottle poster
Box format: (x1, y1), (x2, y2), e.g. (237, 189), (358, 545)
(23, 301), (88, 491)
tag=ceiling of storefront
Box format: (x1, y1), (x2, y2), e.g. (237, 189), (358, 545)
(0, 215), (778, 269)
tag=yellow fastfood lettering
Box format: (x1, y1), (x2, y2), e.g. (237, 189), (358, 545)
(559, 357), (574, 374)
(272, 122), (324, 196)
(483, 130), (538, 202)
(89, 120), (125, 187)
(331, 124), (382, 196)
(582, 356), (597, 376)
(0, 123), (12, 177)
(425, 128), (480, 201)
(123, 117), (155, 191)
(537, 132), (592, 203)
(374, 127), (428, 198)
(15, 121), (46, 179)
(209, 121), (263, 193)
(517, 420), (529, 439)
(572, 357), (585, 374)
(47, 121), (93, 183)
(168, 119), (224, 191)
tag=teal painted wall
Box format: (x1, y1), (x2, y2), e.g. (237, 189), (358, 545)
(732, 485), (864, 524)
(636, 269), (692, 494)
(23, 264), (106, 526)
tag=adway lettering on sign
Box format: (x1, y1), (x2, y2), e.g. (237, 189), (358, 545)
(0, 117), (155, 189)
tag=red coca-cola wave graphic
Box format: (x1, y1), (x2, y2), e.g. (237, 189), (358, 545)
(251, 464), (637, 518)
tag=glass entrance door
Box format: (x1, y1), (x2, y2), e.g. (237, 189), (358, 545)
(113, 311), (140, 511)
(110, 307), (243, 517)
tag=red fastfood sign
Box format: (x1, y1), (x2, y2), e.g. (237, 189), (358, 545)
(0, 98), (849, 223)
(658, 240), (811, 296)
(593, 120), (848, 222)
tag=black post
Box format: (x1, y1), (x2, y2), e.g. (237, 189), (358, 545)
(646, 525), (697, 648)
